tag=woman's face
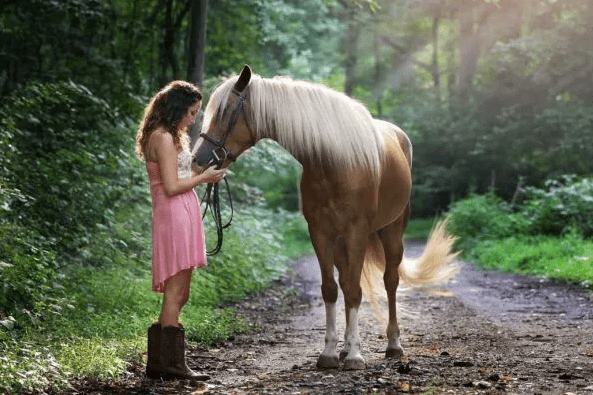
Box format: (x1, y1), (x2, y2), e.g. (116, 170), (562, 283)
(179, 100), (202, 131)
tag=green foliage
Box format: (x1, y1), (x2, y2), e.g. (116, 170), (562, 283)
(466, 232), (593, 288)
(447, 193), (523, 251)
(254, 0), (343, 78)
(447, 176), (593, 248)
(0, 339), (70, 394)
(446, 177), (593, 287)
(518, 176), (593, 238)
(0, 223), (61, 321)
(280, 214), (314, 258)
(198, 206), (298, 304)
(0, 0), (111, 83)
(206, 0), (343, 79)
(403, 96), (593, 218)
(57, 337), (142, 380)
(491, 103), (593, 182)
(0, 81), (143, 256)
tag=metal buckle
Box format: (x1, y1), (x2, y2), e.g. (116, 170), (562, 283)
(213, 146), (227, 163)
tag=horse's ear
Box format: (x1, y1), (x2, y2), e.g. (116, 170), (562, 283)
(233, 65), (252, 92)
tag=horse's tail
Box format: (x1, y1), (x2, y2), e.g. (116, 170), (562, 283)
(398, 220), (460, 287)
(360, 219), (460, 323)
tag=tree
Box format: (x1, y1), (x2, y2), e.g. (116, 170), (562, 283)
(187, 0), (208, 86)
(336, 0), (378, 96)
(153, 0), (191, 85)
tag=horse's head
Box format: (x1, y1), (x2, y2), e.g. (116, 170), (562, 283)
(193, 65), (256, 170)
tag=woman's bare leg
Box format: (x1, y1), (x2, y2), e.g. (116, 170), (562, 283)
(159, 269), (192, 327)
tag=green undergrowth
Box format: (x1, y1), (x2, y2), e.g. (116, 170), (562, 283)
(447, 178), (593, 289)
(466, 231), (593, 287)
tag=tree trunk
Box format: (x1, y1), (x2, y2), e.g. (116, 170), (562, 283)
(432, 14), (441, 102)
(159, 0), (176, 86)
(373, 18), (382, 117)
(187, 0), (208, 86)
(458, 6), (479, 101)
(344, 9), (360, 97)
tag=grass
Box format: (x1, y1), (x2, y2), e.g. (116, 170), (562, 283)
(467, 231), (593, 288)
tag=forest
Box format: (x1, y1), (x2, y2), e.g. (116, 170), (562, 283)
(1, 0), (592, 393)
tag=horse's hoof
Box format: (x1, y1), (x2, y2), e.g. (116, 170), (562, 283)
(385, 346), (404, 359)
(316, 354), (339, 369)
(343, 357), (366, 370)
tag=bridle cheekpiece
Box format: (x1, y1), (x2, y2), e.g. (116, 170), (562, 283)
(199, 88), (250, 168)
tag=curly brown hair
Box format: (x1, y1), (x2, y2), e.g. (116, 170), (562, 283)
(135, 80), (203, 160)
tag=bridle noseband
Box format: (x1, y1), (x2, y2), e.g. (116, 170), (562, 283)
(199, 88), (251, 168)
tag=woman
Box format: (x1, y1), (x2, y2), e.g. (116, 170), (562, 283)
(135, 81), (226, 380)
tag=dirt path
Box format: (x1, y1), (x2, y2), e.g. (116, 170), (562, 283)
(68, 241), (593, 394)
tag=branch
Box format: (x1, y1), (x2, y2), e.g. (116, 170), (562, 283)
(381, 37), (432, 71)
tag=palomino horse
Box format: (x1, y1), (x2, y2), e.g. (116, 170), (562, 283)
(193, 65), (458, 370)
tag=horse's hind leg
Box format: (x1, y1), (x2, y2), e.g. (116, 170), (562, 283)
(309, 228), (340, 369)
(336, 227), (369, 370)
(378, 203), (410, 359)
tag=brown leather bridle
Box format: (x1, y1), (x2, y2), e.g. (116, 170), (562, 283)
(198, 88), (252, 168)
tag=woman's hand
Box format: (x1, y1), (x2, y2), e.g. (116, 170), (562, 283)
(198, 166), (227, 184)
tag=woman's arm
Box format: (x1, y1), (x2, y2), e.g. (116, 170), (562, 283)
(154, 132), (226, 197)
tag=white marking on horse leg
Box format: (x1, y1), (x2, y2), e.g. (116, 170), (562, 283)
(317, 302), (339, 368)
(339, 309), (351, 360)
(343, 307), (365, 370)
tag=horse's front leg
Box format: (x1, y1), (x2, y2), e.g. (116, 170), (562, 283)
(309, 228), (340, 369)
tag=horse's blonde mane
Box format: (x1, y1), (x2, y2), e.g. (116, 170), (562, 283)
(202, 73), (385, 175)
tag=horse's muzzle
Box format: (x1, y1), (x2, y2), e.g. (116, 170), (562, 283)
(192, 141), (217, 169)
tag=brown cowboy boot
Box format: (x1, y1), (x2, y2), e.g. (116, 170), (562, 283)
(146, 323), (163, 379)
(161, 325), (210, 381)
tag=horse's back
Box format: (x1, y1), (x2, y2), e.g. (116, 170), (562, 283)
(374, 119), (412, 168)
(373, 119), (412, 230)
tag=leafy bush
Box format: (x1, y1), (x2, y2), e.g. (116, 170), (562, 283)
(446, 193), (524, 250)
(447, 176), (593, 246)
(518, 175), (593, 238)
(0, 81), (143, 256)
(0, 223), (62, 322)
(446, 177), (593, 287)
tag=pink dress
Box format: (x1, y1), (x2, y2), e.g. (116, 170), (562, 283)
(147, 152), (206, 293)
